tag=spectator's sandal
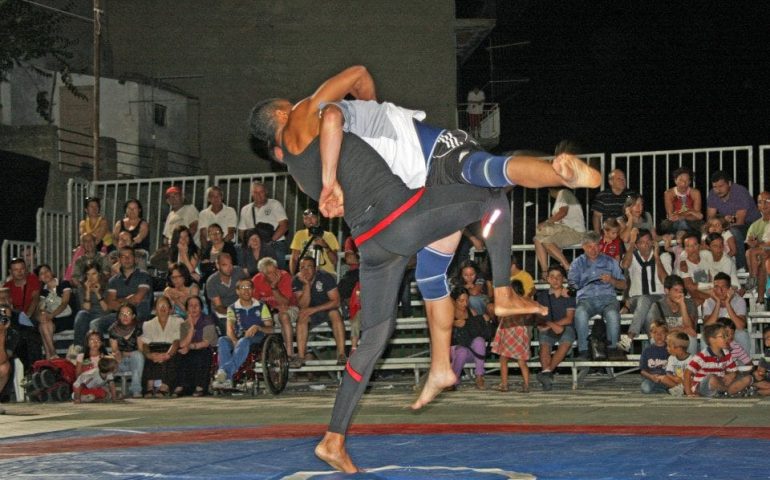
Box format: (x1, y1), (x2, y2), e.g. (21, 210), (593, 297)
(496, 383), (508, 392)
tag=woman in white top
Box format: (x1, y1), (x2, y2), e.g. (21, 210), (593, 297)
(138, 295), (184, 397)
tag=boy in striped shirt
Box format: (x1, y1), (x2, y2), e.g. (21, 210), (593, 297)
(684, 323), (752, 397)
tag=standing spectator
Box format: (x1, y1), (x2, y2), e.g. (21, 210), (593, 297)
(745, 191), (770, 296)
(292, 257), (346, 367)
(676, 233), (712, 306)
(706, 171), (761, 270)
(449, 287), (491, 390)
(591, 169), (635, 233)
(289, 208), (339, 276)
(174, 296), (217, 397)
(568, 232), (627, 359)
(34, 265), (74, 359)
(238, 181), (290, 270)
(239, 229), (278, 277)
(162, 185), (199, 247)
(659, 166), (704, 235)
(466, 86), (485, 138)
(112, 199), (150, 252)
(645, 275), (699, 355)
(533, 188), (586, 277)
(71, 233), (111, 288)
(508, 254), (534, 298)
(108, 303), (144, 398)
(79, 196), (113, 252)
(89, 247), (153, 335)
(534, 265), (576, 391)
(702, 272), (750, 353)
(139, 295), (184, 398)
(198, 186), (238, 249)
(618, 193), (655, 244)
(638, 320), (671, 394)
(205, 253), (246, 333)
(492, 281), (532, 393)
(72, 263), (108, 349)
(252, 257), (298, 363)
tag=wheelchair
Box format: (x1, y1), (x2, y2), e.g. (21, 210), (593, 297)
(210, 333), (289, 395)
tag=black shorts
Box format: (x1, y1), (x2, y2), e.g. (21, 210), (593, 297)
(425, 129), (484, 187)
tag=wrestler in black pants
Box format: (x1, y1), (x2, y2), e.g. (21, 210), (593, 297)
(329, 184), (510, 433)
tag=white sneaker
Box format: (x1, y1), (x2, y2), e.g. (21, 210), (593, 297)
(618, 334), (632, 352)
(66, 345), (82, 364)
(80, 394), (96, 403)
(214, 369), (227, 384)
(668, 384), (684, 396)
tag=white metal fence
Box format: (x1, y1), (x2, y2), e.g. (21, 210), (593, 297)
(1, 240), (39, 282)
(36, 209), (74, 278)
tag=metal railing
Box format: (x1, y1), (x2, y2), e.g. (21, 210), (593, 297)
(36, 209), (74, 277)
(1, 240), (39, 281)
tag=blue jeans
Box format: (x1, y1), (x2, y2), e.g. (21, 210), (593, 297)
(641, 377), (669, 394)
(118, 350), (145, 396)
(73, 310), (102, 347)
(730, 225), (748, 270)
(90, 313), (118, 336)
(272, 240), (289, 271)
(217, 334), (264, 380)
(574, 295), (621, 353)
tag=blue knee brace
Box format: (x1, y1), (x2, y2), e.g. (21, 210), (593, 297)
(415, 247), (454, 301)
(461, 151), (514, 188)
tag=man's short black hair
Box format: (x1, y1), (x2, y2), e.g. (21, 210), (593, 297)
(704, 232), (723, 246)
(664, 274), (685, 290)
(249, 98), (284, 144)
(710, 170), (731, 185)
(713, 271), (731, 286)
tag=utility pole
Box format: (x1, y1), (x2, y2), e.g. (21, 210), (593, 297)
(93, 0), (102, 181)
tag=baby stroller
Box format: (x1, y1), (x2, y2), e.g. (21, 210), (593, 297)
(25, 358), (77, 402)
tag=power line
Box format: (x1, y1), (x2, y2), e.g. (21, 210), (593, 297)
(20, 0), (94, 23)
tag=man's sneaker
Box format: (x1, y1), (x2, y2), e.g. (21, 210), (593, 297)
(608, 348), (627, 361)
(66, 345), (82, 364)
(214, 369), (227, 384)
(618, 334), (633, 353)
(537, 371), (554, 391)
(574, 351), (590, 360)
(745, 277), (758, 292)
(289, 356), (305, 369)
(212, 379), (233, 390)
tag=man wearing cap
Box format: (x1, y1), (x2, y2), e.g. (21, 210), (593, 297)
(289, 208), (340, 276)
(238, 181), (290, 270)
(162, 186), (199, 246)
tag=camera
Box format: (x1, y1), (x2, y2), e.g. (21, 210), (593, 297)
(308, 226), (324, 237)
(567, 285), (577, 297)
(0, 312), (10, 326)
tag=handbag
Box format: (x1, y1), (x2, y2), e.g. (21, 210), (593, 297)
(40, 290), (73, 318)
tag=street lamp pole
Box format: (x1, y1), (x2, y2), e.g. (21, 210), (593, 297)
(92, 0), (102, 181)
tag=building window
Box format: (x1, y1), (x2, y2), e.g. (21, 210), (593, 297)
(153, 103), (167, 126)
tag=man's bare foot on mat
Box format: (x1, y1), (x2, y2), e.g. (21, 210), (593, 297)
(553, 153), (602, 189)
(315, 432), (362, 473)
(411, 368), (456, 410)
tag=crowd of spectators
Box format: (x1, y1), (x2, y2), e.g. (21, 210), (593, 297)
(1, 169), (769, 402)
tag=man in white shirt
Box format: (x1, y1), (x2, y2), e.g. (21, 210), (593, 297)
(162, 186), (199, 246)
(198, 186), (238, 248)
(238, 181), (290, 269)
(701, 272), (750, 353)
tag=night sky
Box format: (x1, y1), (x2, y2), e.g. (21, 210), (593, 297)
(458, 1), (770, 155)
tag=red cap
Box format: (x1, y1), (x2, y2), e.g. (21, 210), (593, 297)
(165, 186), (182, 196)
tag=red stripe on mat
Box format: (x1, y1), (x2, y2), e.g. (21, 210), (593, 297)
(2, 423), (769, 458)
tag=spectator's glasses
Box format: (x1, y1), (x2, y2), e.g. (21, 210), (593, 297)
(238, 285), (252, 290)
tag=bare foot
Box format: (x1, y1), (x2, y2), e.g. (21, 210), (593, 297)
(411, 368), (457, 410)
(552, 153), (602, 189)
(493, 286), (548, 317)
(315, 432), (361, 473)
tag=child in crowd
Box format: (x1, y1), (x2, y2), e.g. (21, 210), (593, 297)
(684, 323), (752, 397)
(639, 320), (670, 394)
(75, 330), (106, 377)
(716, 317), (752, 366)
(663, 229), (687, 261)
(491, 280), (531, 393)
(598, 217), (622, 260)
(752, 359), (770, 396)
(662, 331), (693, 396)
(73, 356), (119, 403)
(701, 216), (736, 259)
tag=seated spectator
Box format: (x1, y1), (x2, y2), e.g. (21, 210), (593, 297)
(89, 247), (153, 335)
(676, 233), (712, 305)
(80, 196), (113, 252)
(252, 257), (298, 364)
(112, 198), (150, 252)
(70, 233), (111, 289)
(3, 258), (42, 368)
(533, 187), (586, 276)
(214, 278), (273, 388)
(598, 217), (622, 261)
(162, 185), (199, 247)
(534, 264), (576, 391)
(139, 296), (184, 398)
(639, 320), (671, 394)
(702, 233), (740, 290)
(108, 303), (144, 399)
(199, 223), (238, 281)
(568, 232), (627, 359)
(492, 280), (532, 393)
(75, 330), (106, 378)
(198, 186), (237, 249)
(701, 216), (737, 259)
(684, 323), (752, 397)
(659, 166), (704, 236)
(745, 191), (770, 298)
(662, 331), (693, 396)
(292, 257), (346, 367)
(621, 228), (671, 345)
(173, 296), (217, 397)
(164, 263), (201, 319)
(238, 181), (290, 270)
(108, 231), (149, 275)
(168, 225), (201, 284)
(72, 263), (108, 350)
(72, 357), (119, 403)
(716, 317), (752, 366)
(34, 264), (74, 359)
(455, 260), (494, 318)
(619, 193), (655, 244)
(449, 287), (492, 390)
(289, 208), (339, 276)
(702, 272), (750, 353)
(706, 170), (761, 270)
(205, 253), (246, 333)
(591, 168), (635, 233)
(644, 275), (698, 355)
(239, 229), (277, 277)
(508, 254), (534, 297)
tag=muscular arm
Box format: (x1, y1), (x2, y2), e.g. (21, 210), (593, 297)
(318, 104), (346, 218)
(310, 65), (377, 106)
